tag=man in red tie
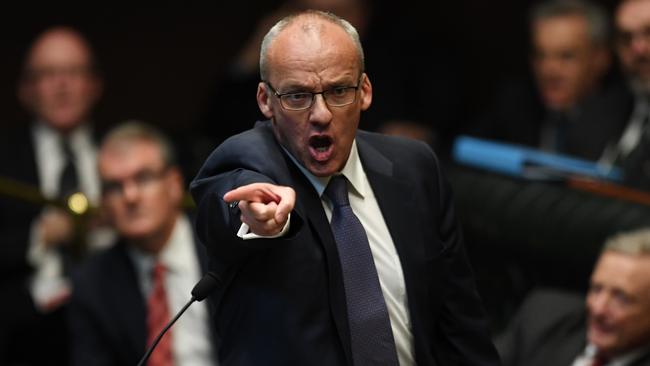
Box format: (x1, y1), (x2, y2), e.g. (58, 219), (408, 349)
(68, 121), (219, 366)
(497, 228), (650, 366)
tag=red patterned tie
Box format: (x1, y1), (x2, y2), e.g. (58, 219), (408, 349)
(591, 353), (609, 366)
(147, 262), (174, 366)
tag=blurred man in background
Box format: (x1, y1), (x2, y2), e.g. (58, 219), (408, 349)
(69, 121), (218, 365)
(0, 26), (110, 365)
(497, 228), (650, 366)
(609, 0), (650, 189)
(473, 0), (631, 161)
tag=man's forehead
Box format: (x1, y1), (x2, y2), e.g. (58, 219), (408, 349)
(267, 23), (358, 80)
(617, 0), (650, 27)
(272, 15), (353, 51)
(593, 252), (650, 292)
(28, 31), (91, 67)
(101, 139), (161, 164)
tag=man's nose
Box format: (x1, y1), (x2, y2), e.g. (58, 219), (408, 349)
(309, 94), (333, 126)
(630, 34), (650, 56)
(589, 292), (610, 316)
(121, 180), (141, 203)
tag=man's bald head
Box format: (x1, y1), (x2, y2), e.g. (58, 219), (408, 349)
(259, 10), (364, 82)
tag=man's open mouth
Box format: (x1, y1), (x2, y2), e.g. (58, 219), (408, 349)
(309, 135), (333, 162)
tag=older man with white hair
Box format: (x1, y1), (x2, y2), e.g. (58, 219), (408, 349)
(498, 228), (650, 366)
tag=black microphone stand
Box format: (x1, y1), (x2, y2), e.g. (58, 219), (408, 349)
(136, 272), (220, 366)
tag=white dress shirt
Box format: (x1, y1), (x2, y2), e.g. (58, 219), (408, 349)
(27, 121), (113, 310)
(599, 96), (650, 167)
(129, 215), (216, 366)
(572, 343), (650, 366)
(282, 140), (415, 366)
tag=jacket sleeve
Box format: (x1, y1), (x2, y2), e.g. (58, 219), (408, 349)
(189, 128), (304, 282)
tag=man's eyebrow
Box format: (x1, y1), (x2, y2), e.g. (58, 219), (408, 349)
(281, 78), (356, 92)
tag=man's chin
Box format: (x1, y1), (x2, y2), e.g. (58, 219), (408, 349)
(120, 224), (154, 241)
(588, 327), (616, 352)
(44, 115), (85, 131)
(542, 95), (572, 111)
(306, 161), (339, 177)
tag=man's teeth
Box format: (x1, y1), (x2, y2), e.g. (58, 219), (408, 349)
(316, 146), (328, 152)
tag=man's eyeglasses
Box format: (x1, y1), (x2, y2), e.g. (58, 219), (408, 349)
(616, 26), (650, 48)
(102, 167), (168, 199)
(263, 78), (362, 111)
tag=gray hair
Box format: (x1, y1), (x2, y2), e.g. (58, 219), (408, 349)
(604, 228), (650, 256)
(530, 0), (610, 45)
(100, 120), (178, 167)
(259, 10), (365, 81)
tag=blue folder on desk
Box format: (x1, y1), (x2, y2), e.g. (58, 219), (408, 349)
(452, 135), (623, 182)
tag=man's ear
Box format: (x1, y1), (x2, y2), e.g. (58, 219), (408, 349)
(257, 82), (274, 119)
(167, 167), (185, 206)
(89, 76), (104, 106)
(359, 73), (372, 111)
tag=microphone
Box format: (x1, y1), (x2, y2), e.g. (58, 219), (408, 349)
(136, 271), (221, 366)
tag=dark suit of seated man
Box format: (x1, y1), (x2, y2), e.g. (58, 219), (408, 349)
(497, 228), (650, 366)
(69, 121), (219, 366)
(190, 9), (499, 366)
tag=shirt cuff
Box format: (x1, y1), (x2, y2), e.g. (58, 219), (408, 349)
(27, 217), (70, 311)
(237, 213), (291, 240)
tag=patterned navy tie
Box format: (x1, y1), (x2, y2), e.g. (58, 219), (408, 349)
(324, 175), (399, 366)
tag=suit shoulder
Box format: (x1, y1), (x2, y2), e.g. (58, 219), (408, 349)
(358, 130), (437, 163)
(215, 121), (276, 156)
(194, 121), (284, 179)
(73, 244), (128, 292)
(517, 288), (585, 323)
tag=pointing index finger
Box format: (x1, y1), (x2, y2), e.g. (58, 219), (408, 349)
(223, 183), (281, 204)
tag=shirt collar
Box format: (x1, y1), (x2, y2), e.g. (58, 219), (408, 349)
(585, 343), (650, 366)
(34, 120), (93, 152)
(283, 139), (367, 199)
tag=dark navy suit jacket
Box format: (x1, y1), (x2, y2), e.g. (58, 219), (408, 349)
(190, 121), (500, 365)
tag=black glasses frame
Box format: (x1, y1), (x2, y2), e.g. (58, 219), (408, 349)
(263, 77), (362, 111)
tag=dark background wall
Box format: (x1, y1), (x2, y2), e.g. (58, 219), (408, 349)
(0, 0), (620, 149)
(0, 2), (525, 129)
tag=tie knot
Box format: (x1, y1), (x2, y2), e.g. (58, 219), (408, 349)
(324, 175), (349, 208)
(61, 136), (74, 159)
(152, 262), (166, 280)
(592, 352), (610, 366)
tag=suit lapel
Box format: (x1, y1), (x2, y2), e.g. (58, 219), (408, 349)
(546, 330), (585, 366)
(356, 136), (419, 291)
(630, 350), (650, 366)
(356, 136), (435, 359)
(529, 312), (586, 366)
(111, 243), (148, 359)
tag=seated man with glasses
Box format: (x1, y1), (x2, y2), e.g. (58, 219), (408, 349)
(190, 9), (499, 366)
(68, 121), (219, 366)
